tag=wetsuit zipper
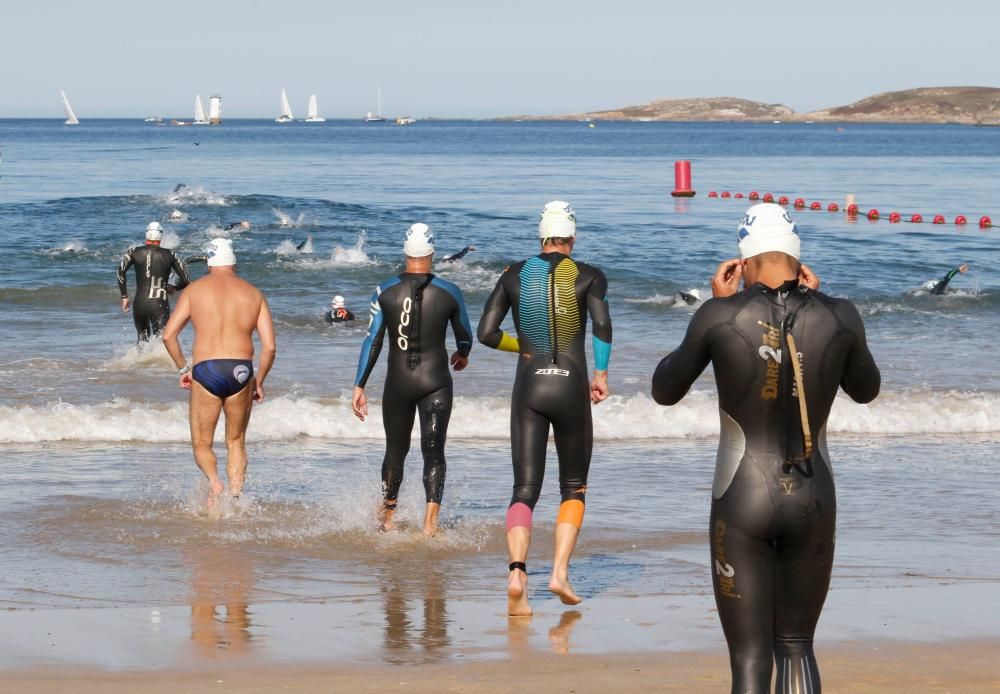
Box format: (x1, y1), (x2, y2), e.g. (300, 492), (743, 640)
(548, 258), (559, 365)
(407, 274), (434, 371)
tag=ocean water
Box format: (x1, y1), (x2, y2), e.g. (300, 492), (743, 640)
(0, 119), (998, 667)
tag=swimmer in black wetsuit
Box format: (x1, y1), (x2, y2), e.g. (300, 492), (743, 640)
(325, 295), (355, 323)
(927, 263), (969, 295)
(223, 221), (252, 232)
(651, 204), (880, 694)
(352, 223), (474, 536)
(441, 245), (476, 263)
(478, 201), (613, 617)
(117, 222), (190, 341)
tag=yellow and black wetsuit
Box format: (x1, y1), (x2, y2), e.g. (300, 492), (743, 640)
(478, 252), (612, 533)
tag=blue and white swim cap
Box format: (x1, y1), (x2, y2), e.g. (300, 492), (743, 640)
(737, 203), (800, 260)
(404, 223), (435, 257)
(539, 200), (576, 239)
(206, 237), (237, 267)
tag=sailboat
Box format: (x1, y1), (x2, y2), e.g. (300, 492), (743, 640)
(304, 94), (326, 122)
(365, 86), (386, 122)
(276, 88), (294, 123)
(193, 94), (209, 125)
(60, 90), (79, 125)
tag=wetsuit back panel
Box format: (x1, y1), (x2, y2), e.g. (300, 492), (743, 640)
(117, 244), (189, 340)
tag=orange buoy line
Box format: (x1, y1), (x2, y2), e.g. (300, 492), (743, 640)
(704, 190), (993, 229)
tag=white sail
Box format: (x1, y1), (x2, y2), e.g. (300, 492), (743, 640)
(276, 88), (294, 122)
(60, 90), (79, 125)
(193, 94), (208, 124)
(305, 94), (326, 122)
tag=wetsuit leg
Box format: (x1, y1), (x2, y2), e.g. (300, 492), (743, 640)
(381, 392), (417, 505)
(551, 380), (592, 528)
(132, 300), (169, 341)
(416, 385), (452, 504)
(506, 400), (550, 530)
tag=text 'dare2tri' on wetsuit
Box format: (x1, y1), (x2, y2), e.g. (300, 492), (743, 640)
(355, 273), (473, 508)
(477, 252), (612, 532)
(651, 279), (879, 694)
(117, 244), (190, 340)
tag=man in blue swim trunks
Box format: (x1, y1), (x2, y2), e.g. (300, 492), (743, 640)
(163, 238), (277, 506)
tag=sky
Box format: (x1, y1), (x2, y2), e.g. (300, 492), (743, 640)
(1, 0), (997, 119)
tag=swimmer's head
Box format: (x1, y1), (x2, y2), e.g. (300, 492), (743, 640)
(737, 203), (800, 261)
(331, 295), (346, 309)
(539, 200), (576, 240)
(206, 237), (237, 267)
(145, 222), (164, 242)
(404, 223), (435, 257)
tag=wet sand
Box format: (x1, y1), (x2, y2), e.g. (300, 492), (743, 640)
(3, 641), (998, 693)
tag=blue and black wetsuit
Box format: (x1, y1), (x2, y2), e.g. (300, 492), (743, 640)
(355, 273), (473, 507)
(477, 252), (612, 532)
(652, 280), (880, 694)
(117, 244), (190, 341)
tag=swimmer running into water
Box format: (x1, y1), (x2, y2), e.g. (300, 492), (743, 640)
(162, 238), (276, 507)
(651, 203), (880, 693)
(478, 201), (612, 617)
(352, 223), (473, 536)
(116, 222), (190, 342)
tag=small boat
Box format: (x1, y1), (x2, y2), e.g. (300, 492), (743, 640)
(193, 95), (209, 125)
(171, 119), (190, 126)
(276, 88), (294, 123)
(304, 94), (326, 122)
(395, 116), (415, 125)
(60, 90), (79, 125)
(365, 86), (387, 122)
(144, 116), (163, 123)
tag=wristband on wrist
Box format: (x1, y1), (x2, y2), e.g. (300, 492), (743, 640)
(178, 364), (191, 375)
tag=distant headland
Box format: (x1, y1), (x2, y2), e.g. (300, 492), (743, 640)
(500, 87), (1000, 125)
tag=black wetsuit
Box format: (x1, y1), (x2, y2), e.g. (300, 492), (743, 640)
(117, 243), (190, 340)
(441, 246), (474, 263)
(929, 266), (962, 295)
(355, 273), (473, 506)
(325, 308), (356, 323)
(651, 280), (880, 694)
(477, 252), (612, 531)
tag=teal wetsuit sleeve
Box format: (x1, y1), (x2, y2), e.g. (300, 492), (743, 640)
(117, 248), (135, 297)
(354, 286), (388, 387)
(587, 269), (612, 370)
(432, 278), (473, 357)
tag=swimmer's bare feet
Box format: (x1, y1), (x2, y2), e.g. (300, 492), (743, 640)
(378, 503), (397, 533)
(422, 502), (440, 538)
(507, 565), (532, 617)
(206, 478), (225, 508)
(548, 571), (582, 605)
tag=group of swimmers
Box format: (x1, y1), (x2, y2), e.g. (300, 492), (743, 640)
(115, 201), (985, 693)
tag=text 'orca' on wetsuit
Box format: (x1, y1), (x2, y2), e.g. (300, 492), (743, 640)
(117, 244), (190, 340)
(652, 279), (879, 694)
(478, 252), (612, 532)
(355, 273), (473, 506)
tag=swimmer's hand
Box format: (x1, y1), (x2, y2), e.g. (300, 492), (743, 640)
(959, 263), (969, 274)
(711, 259), (743, 298)
(799, 263), (820, 290)
(121, 297), (130, 313)
(179, 371), (192, 390)
(450, 352), (469, 372)
(590, 370), (609, 404)
(352, 386), (368, 421)
(254, 380), (265, 403)
(166, 285), (177, 296)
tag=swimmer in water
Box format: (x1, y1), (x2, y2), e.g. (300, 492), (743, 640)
(296, 234), (312, 252)
(441, 245), (476, 263)
(478, 201), (613, 617)
(325, 295), (355, 323)
(651, 203), (880, 693)
(925, 263), (969, 295)
(162, 238), (276, 507)
(223, 221), (252, 232)
(116, 222), (191, 342)
(677, 288), (701, 306)
(352, 223), (474, 536)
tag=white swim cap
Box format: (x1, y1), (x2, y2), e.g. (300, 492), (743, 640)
(206, 237), (237, 267)
(539, 201), (576, 239)
(145, 222), (164, 241)
(737, 203), (800, 260)
(404, 223), (435, 257)
(331, 295), (346, 309)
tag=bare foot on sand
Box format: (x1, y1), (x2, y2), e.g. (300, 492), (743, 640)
(508, 568), (532, 617)
(548, 573), (582, 605)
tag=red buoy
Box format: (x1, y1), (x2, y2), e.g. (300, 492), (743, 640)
(721, 191), (731, 198)
(794, 198), (806, 208)
(910, 214), (923, 223)
(889, 212), (901, 223)
(933, 215), (945, 224)
(763, 193), (774, 203)
(734, 193), (744, 199)
(778, 195), (789, 205)
(846, 204), (859, 216)
(867, 209), (880, 221)
(749, 191), (760, 200)
(708, 191), (719, 198)
(810, 201), (821, 210)
(671, 160), (696, 197)
(955, 215), (967, 225)
(827, 203), (839, 212)
(979, 215), (992, 228)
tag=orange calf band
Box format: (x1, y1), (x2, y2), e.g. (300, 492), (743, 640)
(556, 500), (585, 528)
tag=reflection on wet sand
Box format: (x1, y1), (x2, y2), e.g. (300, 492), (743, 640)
(508, 609), (584, 655)
(548, 610), (583, 655)
(187, 545), (255, 659)
(379, 563), (451, 664)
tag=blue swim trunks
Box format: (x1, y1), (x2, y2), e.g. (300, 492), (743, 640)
(192, 359), (254, 398)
